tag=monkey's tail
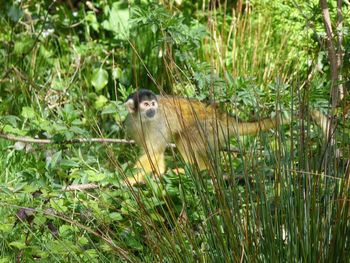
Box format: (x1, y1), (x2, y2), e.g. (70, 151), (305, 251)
(227, 115), (282, 136)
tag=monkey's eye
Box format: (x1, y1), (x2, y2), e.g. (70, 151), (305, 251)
(151, 101), (155, 106)
(144, 102), (149, 107)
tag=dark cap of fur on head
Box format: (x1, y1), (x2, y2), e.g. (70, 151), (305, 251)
(126, 89), (157, 111)
(127, 89), (157, 106)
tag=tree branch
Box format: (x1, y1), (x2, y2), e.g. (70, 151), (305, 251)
(0, 132), (181, 148)
(0, 133), (136, 145)
(337, 0), (345, 99)
(0, 132), (244, 152)
(64, 183), (99, 191)
(319, 0), (341, 107)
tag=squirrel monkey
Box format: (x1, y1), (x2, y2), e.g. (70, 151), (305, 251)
(124, 89), (282, 185)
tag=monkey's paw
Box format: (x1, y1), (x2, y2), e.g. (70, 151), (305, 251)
(123, 173), (146, 186)
(171, 168), (185, 175)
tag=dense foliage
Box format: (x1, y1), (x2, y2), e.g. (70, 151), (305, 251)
(0, 0), (349, 262)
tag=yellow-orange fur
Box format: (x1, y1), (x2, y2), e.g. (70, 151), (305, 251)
(125, 93), (281, 185)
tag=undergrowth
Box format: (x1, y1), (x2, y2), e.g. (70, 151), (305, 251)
(0, 0), (349, 262)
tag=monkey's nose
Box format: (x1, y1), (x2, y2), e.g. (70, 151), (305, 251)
(146, 109), (156, 118)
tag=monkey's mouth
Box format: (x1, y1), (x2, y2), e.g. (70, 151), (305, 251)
(146, 109), (156, 118)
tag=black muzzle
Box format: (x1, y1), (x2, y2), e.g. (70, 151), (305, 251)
(146, 109), (156, 118)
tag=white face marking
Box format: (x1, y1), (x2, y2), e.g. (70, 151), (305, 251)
(139, 100), (158, 120)
(139, 100), (157, 111)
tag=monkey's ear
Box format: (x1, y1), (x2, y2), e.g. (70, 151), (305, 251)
(125, 99), (135, 113)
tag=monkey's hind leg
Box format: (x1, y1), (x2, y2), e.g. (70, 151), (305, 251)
(126, 151), (166, 186)
(175, 135), (209, 171)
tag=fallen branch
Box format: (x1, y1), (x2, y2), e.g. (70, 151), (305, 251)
(0, 132), (243, 152)
(0, 132), (136, 145)
(64, 183), (99, 191)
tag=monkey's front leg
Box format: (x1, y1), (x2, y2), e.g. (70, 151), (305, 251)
(126, 151), (165, 185)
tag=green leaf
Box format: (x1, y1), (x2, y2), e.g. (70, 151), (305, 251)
(0, 223), (14, 233)
(38, 118), (52, 131)
(59, 225), (78, 237)
(50, 199), (68, 212)
(109, 212), (123, 221)
(2, 124), (25, 135)
(69, 126), (88, 136)
(126, 237), (143, 251)
(47, 150), (62, 169)
(1, 115), (20, 127)
(33, 214), (47, 226)
(47, 240), (78, 255)
(22, 184), (39, 193)
(60, 159), (80, 169)
(30, 247), (49, 259)
(151, 23), (158, 34)
(95, 95), (108, 109)
(21, 107), (36, 119)
(91, 68), (109, 91)
(86, 170), (106, 182)
(51, 78), (66, 91)
(102, 2), (129, 39)
(8, 5), (23, 22)
(86, 11), (99, 32)
(112, 67), (123, 80)
(78, 236), (89, 246)
(150, 212), (165, 222)
(13, 34), (34, 55)
(84, 249), (99, 259)
(101, 104), (118, 115)
(9, 241), (27, 249)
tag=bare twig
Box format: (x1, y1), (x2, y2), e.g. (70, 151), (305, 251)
(64, 183), (99, 191)
(319, 0), (341, 107)
(0, 132), (178, 148)
(337, 0), (345, 99)
(0, 132), (247, 152)
(0, 133), (51, 144)
(0, 133), (135, 145)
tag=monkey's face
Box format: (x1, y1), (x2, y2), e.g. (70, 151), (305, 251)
(125, 90), (159, 122)
(138, 99), (158, 121)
